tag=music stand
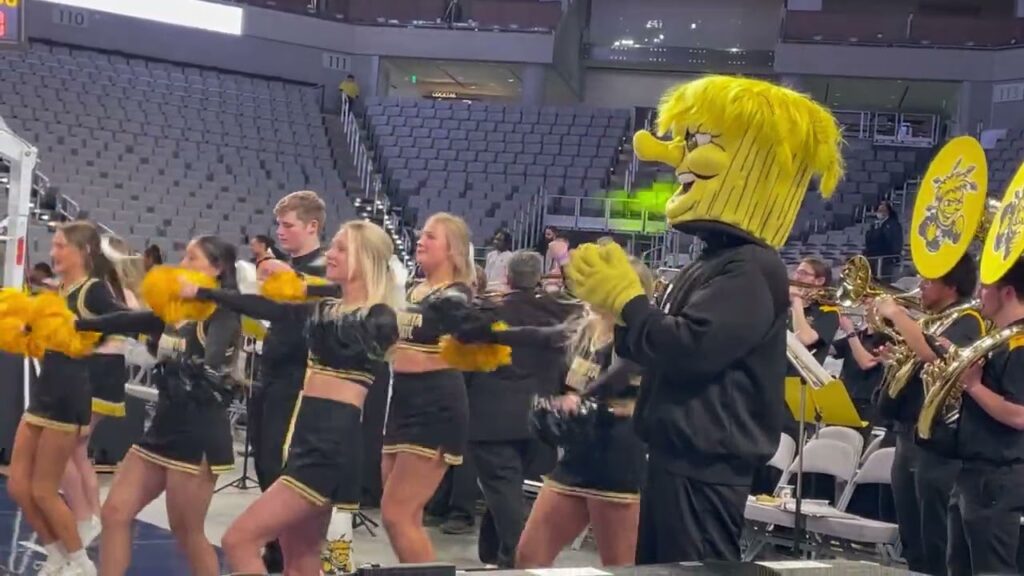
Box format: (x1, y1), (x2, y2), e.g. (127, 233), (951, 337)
(216, 333), (262, 493)
(353, 510), (380, 537)
(783, 333), (864, 556)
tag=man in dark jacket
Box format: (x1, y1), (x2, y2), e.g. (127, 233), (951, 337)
(864, 200), (904, 282)
(565, 76), (845, 563)
(469, 250), (578, 567)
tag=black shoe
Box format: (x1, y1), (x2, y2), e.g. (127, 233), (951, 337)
(441, 515), (475, 535)
(423, 514), (446, 527)
(263, 539), (284, 573)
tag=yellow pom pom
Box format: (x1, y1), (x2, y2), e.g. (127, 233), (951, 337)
(0, 317), (30, 356)
(141, 266), (217, 324)
(26, 291), (98, 358)
(439, 322), (512, 372)
(261, 270), (308, 302)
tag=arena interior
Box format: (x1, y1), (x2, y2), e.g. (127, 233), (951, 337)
(1, 0), (1024, 575)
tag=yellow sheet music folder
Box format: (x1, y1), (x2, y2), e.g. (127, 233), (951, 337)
(784, 376), (867, 428)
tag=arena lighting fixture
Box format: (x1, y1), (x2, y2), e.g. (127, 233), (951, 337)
(47, 0), (243, 35)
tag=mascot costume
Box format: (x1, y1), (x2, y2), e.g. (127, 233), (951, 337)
(564, 76), (844, 563)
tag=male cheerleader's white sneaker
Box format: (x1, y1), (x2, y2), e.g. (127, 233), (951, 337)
(36, 557), (69, 576)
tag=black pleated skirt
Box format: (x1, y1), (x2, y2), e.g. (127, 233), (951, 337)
(383, 370), (467, 465)
(280, 394), (363, 510)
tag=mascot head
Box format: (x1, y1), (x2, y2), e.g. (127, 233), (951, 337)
(634, 76), (845, 248)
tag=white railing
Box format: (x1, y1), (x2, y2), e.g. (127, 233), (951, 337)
(340, 96), (379, 200)
(543, 194), (667, 236)
(510, 188), (547, 251)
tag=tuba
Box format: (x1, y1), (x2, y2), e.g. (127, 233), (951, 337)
(917, 143), (1024, 443)
(881, 137), (991, 401)
(917, 324), (1024, 440)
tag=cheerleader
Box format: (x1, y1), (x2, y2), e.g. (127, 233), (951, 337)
(72, 235), (241, 576)
(61, 235), (144, 548)
(383, 212), (475, 562)
(6, 221), (126, 576)
(441, 254), (654, 567)
(187, 221), (399, 574)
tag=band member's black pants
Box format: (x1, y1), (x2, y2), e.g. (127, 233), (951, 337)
(636, 464), (749, 563)
(916, 449), (960, 576)
(248, 381), (301, 572)
(948, 463), (1024, 576)
(471, 439), (556, 567)
(892, 430), (926, 573)
(250, 382), (301, 491)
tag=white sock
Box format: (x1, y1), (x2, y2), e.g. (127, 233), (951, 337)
(43, 543), (65, 560)
(68, 549), (92, 566)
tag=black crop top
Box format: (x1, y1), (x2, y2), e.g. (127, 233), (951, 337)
(63, 277), (124, 321)
(76, 306), (241, 403)
(397, 282), (474, 353)
(194, 289), (397, 390)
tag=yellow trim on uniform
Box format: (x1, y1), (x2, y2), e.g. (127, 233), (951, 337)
(282, 394), (305, 463)
(306, 363), (374, 387)
(209, 463), (236, 475)
(92, 398), (126, 417)
(962, 309), (988, 336)
(280, 475), (329, 507)
(818, 305), (839, 313)
(1010, 334), (1024, 351)
(334, 502), (360, 512)
(131, 446), (201, 474)
(382, 443), (463, 466)
(542, 476), (640, 504)
(395, 342), (442, 354)
(23, 413), (85, 435)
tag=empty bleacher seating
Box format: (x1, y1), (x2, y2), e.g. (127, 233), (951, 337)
(0, 42), (355, 259)
(363, 96), (630, 244)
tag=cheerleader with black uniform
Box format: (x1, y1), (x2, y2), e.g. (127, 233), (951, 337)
(439, 255), (654, 567)
(383, 212), (475, 562)
(6, 221), (127, 576)
(61, 235), (144, 549)
(185, 221), (399, 575)
(70, 236), (241, 576)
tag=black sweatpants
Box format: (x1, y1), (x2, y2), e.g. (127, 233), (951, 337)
(916, 449), (960, 576)
(250, 382), (302, 491)
(948, 463), (1024, 576)
(471, 439), (556, 567)
(892, 430), (926, 573)
(636, 465), (750, 564)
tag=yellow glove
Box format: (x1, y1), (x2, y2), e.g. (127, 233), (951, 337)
(564, 242), (645, 318)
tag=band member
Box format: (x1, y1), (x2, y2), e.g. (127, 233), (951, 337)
(873, 254), (982, 576)
(251, 191), (334, 572)
(382, 212), (474, 562)
(74, 236), (241, 576)
(564, 76), (844, 563)
(833, 313), (888, 435)
(197, 221), (399, 575)
(948, 261), (1024, 576)
(467, 251), (574, 567)
(790, 257), (840, 363)
(6, 221), (126, 576)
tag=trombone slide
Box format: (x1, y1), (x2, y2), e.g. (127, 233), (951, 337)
(786, 331), (841, 390)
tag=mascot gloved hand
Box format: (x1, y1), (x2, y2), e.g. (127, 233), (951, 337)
(565, 242), (646, 319)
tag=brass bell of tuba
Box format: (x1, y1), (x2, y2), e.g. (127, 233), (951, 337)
(917, 324), (1024, 440)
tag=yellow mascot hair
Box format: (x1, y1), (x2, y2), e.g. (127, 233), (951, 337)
(656, 76), (844, 197)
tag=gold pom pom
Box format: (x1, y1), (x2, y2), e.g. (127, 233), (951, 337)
(439, 322), (512, 372)
(261, 270), (307, 302)
(26, 291), (99, 358)
(141, 266), (217, 324)
(0, 289), (38, 357)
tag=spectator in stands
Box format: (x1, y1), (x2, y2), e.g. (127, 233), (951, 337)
(864, 201), (903, 282)
(249, 234), (281, 272)
(143, 244), (163, 272)
(339, 74), (360, 107)
(485, 229), (513, 292)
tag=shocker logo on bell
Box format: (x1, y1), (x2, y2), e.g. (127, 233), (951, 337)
(994, 188), (1024, 260)
(917, 158), (980, 253)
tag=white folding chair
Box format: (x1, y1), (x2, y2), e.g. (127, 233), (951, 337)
(816, 426), (865, 461)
